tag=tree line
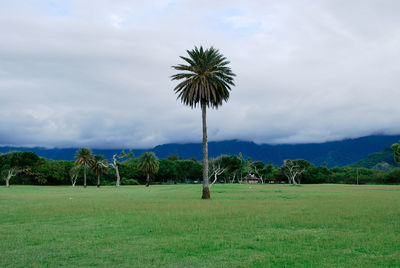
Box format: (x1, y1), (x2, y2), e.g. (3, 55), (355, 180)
(1, 149), (399, 187)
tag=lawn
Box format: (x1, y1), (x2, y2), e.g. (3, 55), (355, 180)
(0, 184), (399, 267)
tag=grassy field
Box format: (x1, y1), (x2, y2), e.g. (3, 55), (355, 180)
(0, 184), (399, 267)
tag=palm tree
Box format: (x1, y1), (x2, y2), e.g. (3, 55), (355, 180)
(75, 148), (94, 188)
(171, 46), (235, 199)
(91, 155), (109, 188)
(137, 152), (159, 187)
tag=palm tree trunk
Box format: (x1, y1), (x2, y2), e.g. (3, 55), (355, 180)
(97, 175), (100, 188)
(146, 174), (150, 187)
(84, 165), (87, 188)
(201, 104), (210, 199)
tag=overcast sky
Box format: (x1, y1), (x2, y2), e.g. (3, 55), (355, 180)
(0, 0), (399, 148)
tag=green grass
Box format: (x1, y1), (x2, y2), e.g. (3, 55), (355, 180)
(0, 184), (399, 267)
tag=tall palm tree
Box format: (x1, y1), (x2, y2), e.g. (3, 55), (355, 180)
(91, 155), (108, 188)
(75, 148), (94, 188)
(171, 46), (235, 199)
(137, 152), (159, 187)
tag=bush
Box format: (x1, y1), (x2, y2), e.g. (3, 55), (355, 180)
(102, 180), (116, 186)
(383, 169), (400, 183)
(121, 178), (140, 185)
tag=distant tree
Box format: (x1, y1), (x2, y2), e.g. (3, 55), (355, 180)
(111, 150), (134, 187)
(281, 159), (310, 185)
(3, 167), (16, 187)
(384, 168), (400, 183)
(302, 164), (330, 184)
(391, 142), (400, 164)
(118, 158), (142, 183)
(91, 155), (109, 188)
(137, 152), (160, 187)
(75, 148), (94, 188)
(167, 150), (182, 161)
(239, 156), (254, 183)
(238, 153), (244, 180)
(0, 151), (40, 187)
(208, 157), (226, 187)
(156, 159), (178, 183)
(250, 160), (267, 184)
(263, 162), (275, 181)
(35, 159), (74, 185)
(69, 165), (81, 187)
(171, 46), (236, 199)
(218, 155), (242, 183)
(175, 160), (202, 183)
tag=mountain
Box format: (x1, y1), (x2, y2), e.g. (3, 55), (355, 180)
(1, 134), (399, 167)
(348, 148), (400, 170)
(151, 135), (400, 167)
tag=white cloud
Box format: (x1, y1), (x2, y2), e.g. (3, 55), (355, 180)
(0, 0), (399, 148)
(108, 14), (124, 29)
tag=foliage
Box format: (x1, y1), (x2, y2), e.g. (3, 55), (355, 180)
(171, 46), (236, 108)
(0, 149), (398, 186)
(137, 152), (160, 175)
(218, 155), (242, 181)
(75, 148), (94, 167)
(91, 155), (108, 176)
(0, 151), (40, 169)
(36, 160), (75, 185)
(118, 158), (142, 183)
(90, 155), (109, 186)
(281, 159), (311, 184)
(392, 142), (400, 164)
(383, 169), (400, 183)
(0, 152), (41, 185)
(156, 159), (178, 182)
(175, 160), (202, 182)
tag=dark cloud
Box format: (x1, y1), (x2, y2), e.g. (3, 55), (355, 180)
(0, 0), (399, 148)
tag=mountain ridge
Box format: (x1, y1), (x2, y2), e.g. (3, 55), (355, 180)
(1, 134), (399, 167)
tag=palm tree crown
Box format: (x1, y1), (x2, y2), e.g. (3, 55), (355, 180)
(171, 46), (236, 108)
(91, 155), (108, 177)
(75, 148), (94, 167)
(137, 152), (160, 175)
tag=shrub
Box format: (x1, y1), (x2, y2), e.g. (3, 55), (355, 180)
(383, 169), (400, 183)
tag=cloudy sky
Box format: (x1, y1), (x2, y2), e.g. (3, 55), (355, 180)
(1, 0), (399, 148)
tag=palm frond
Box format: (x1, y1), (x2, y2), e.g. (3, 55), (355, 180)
(171, 46), (236, 109)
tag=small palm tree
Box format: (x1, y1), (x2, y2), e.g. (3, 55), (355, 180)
(75, 148), (94, 188)
(137, 152), (159, 187)
(91, 155), (109, 188)
(171, 46), (235, 199)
